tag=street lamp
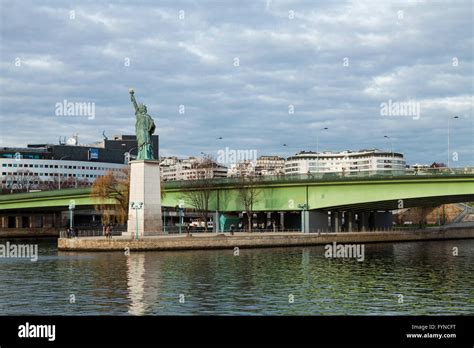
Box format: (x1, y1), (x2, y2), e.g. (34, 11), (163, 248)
(58, 156), (70, 190)
(130, 201), (143, 240)
(176, 200), (185, 234)
(384, 135), (394, 158)
(316, 127), (328, 173)
(68, 200), (75, 232)
(447, 116), (459, 168)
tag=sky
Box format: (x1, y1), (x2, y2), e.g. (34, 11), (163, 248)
(0, 0), (472, 166)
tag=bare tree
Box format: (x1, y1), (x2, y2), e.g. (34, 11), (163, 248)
(3, 170), (41, 193)
(38, 176), (89, 191)
(237, 174), (261, 232)
(412, 205), (433, 228)
(182, 155), (216, 232)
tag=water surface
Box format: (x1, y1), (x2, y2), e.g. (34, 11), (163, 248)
(0, 238), (472, 315)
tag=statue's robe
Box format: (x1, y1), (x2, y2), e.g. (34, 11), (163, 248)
(135, 112), (156, 160)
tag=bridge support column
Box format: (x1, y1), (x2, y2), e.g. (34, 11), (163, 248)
(279, 212), (285, 231)
(301, 211), (308, 233)
(29, 215), (36, 228)
(359, 212), (369, 232)
(15, 216), (22, 229)
(44, 214), (54, 228)
(331, 211), (341, 232)
(214, 211), (220, 232)
(346, 211), (354, 232)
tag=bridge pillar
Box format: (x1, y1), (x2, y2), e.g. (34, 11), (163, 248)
(44, 214), (54, 228)
(331, 211), (341, 232)
(301, 211), (308, 233)
(214, 211), (220, 232)
(358, 212), (369, 232)
(279, 212), (285, 231)
(15, 216), (22, 229)
(345, 211), (354, 232)
(29, 215), (35, 228)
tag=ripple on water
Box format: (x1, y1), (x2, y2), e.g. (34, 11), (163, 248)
(0, 240), (473, 315)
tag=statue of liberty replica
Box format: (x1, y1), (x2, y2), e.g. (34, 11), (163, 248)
(129, 89), (156, 160)
(125, 88), (162, 238)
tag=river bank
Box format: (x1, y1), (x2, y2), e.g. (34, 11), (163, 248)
(57, 227), (474, 252)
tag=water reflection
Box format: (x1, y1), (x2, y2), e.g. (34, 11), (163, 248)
(0, 239), (472, 315)
(127, 253), (146, 315)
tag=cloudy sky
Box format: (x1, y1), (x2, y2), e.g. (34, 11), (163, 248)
(0, 0), (472, 166)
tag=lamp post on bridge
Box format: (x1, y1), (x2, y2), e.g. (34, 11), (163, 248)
(58, 156), (70, 190)
(383, 135), (393, 158)
(384, 135), (394, 173)
(447, 116), (459, 168)
(316, 127), (329, 173)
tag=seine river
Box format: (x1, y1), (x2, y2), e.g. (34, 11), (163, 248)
(0, 238), (473, 315)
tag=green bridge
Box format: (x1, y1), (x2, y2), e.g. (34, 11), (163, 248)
(1, 170), (473, 232)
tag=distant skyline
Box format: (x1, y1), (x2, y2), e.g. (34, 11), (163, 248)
(0, 0), (472, 167)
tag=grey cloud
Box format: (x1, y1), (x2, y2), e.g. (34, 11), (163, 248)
(0, 0), (472, 166)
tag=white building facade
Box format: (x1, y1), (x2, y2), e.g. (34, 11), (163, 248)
(160, 156), (228, 181)
(285, 149), (406, 175)
(0, 158), (126, 191)
(255, 156), (285, 176)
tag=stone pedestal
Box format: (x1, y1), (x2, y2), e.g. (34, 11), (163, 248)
(125, 160), (162, 237)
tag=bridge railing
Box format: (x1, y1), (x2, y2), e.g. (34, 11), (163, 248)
(59, 226), (127, 238)
(164, 167), (474, 189)
(58, 225), (457, 238)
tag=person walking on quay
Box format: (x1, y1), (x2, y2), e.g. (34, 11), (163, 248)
(230, 224), (235, 236)
(102, 224), (107, 238)
(105, 224), (111, 239)
(108, 224), (113, 239)
(186, 224), (191, 237)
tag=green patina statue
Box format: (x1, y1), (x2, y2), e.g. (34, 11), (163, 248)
(129, 89), (156, 160)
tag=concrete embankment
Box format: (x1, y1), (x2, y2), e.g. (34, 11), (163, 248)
(57, 227), (474, 252)
(0, 228), (59, 238)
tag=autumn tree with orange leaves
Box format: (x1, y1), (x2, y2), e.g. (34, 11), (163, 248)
(91, 168), (130, 225)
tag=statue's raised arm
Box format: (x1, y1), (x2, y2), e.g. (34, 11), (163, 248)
(129, 89), (139, 113)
